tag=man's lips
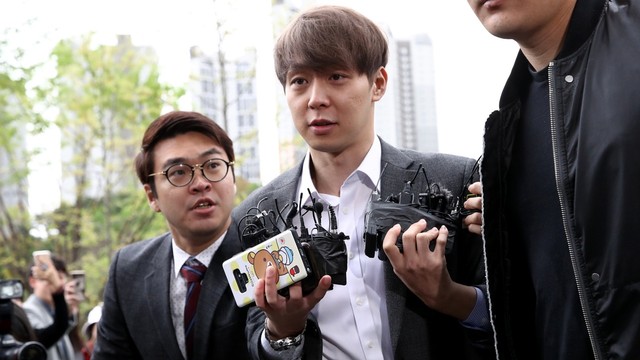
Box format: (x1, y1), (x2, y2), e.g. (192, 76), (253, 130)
(309, 119), (336, 127)
(309, 119), (337, 134)
(192, 198), (215, 210)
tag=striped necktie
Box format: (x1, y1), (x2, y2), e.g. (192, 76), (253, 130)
(180, 257), (207, 359)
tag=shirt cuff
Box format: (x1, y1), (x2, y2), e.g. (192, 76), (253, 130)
(460, 286), (491, 331)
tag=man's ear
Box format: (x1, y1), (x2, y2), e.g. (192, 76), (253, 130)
(144, 184), (161, 212)
(372, 66), (388, 101)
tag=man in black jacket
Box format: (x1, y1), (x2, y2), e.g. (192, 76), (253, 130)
(467, 0), (640, 358)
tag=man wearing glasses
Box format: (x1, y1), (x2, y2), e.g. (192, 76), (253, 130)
(93, 111), (250, 360)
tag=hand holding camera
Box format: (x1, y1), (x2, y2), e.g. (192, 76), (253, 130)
(381, 221), (477, 318)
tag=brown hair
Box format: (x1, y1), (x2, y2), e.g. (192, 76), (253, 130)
(134, 111), (235, 193)
(274, 5), (388, 87)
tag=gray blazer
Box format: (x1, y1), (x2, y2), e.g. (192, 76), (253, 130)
(92, 224), (250, 360)
(232, 139), (493, 360)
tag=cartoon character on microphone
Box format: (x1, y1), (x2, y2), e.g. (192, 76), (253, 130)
(247, 245), (300, 284)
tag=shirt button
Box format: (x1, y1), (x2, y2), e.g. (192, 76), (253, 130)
(591, 273), (600, 281)
(565, 74), (574, 83)
(348, 252), (355, 260)
(366, 340), (374, 348)
(356, 297), (364, 306)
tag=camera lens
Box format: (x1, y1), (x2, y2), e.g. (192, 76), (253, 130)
(1, 341), (47, 360)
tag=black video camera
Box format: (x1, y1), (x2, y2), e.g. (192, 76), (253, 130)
(236, 192), (349, 296)
(364, 160), (480, 261)
(0, 279), (47, 360)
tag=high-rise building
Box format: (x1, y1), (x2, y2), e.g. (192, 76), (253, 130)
(189, 46), (261, 185)
(376, 32), (438, 153)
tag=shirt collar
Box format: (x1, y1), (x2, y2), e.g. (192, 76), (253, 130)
(171, 231), (227, 278)
(298, 136), (381, 207)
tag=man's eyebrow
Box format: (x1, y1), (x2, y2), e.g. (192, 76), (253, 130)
(202, 148), (224, 158)
(160, 157), (187, 169)
(159, 148), (224, 169)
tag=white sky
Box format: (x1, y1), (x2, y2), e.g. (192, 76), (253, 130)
(4, 0), (519, 213)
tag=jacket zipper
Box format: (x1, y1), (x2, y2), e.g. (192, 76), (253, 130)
(547, 62), (602, 360)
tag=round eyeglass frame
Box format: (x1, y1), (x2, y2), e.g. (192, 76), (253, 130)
(148, 158), (234, 187)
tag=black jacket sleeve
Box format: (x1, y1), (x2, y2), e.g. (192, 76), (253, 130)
(34, 291), (70, 348)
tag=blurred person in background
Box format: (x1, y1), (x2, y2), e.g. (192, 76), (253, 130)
(81, 303), (102, 360)
(467, 0), (640, 358)
(23, 253), (84, 360)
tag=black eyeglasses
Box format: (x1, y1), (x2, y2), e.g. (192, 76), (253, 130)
(148, 158), (234, 187)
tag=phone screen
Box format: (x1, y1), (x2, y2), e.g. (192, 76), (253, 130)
(32, 250), (52, 271)
(70, 270), (86, 301)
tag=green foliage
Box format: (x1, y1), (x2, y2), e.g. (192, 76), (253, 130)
(0, 26), (48, 283)
(0, 31), (182, 303)
(0, 27), (262, 309)
(235, 176), (261, 206)
(28, 33), (182, 300)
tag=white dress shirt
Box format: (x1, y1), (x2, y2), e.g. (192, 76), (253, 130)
(297, 137), (392, 360)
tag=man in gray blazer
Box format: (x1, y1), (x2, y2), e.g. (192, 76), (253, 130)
(93, 111), (250, 360)
(231, 5), (493, 359)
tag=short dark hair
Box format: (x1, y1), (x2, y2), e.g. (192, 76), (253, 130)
(134, 111), (235, 194)
(274, 5), (388, 87)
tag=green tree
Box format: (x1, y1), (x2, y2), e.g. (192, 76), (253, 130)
(0, 26), (47, 281)
(35, 33), (182, 303)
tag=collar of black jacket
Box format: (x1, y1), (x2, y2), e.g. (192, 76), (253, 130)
(558, 0), (607, 59)
(497, 0), (607, 109)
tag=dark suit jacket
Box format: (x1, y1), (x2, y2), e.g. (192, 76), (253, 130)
(232, 138), (494, 360)
(92, 224), (250, 360)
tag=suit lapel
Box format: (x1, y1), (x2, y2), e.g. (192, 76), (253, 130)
(144, 234), (185, 359)
(379, 139), (415, 353)
(192, 224), (244, 359)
